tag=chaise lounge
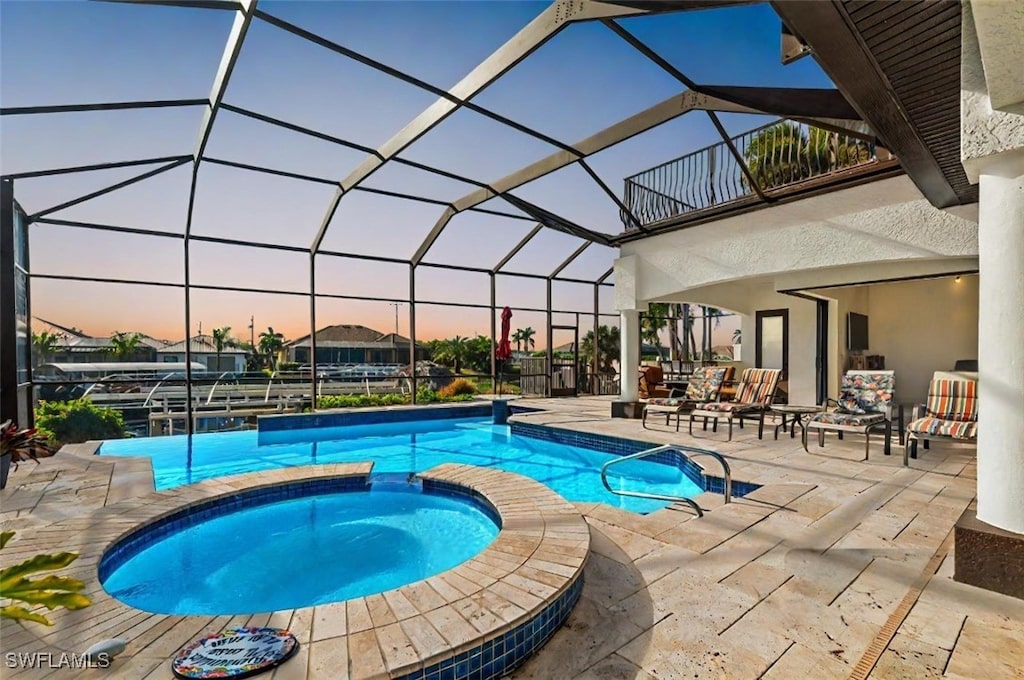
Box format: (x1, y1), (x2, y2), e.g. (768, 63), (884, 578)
(804, 370), (895, 460)
(642, 366), (731, 431)
(904, 377), (978, 464)
(688, 368), (782, 440)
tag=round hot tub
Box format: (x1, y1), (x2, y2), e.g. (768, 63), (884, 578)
(99, 477), (499, 615)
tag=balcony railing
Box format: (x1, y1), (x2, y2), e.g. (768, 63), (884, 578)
(622, 119), (894, 230)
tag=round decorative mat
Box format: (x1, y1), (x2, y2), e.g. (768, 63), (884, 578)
(171, 627), (299, 679)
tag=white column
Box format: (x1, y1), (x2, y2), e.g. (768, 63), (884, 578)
(620, 310), (640, 401)
(976, 161), (1024, 534)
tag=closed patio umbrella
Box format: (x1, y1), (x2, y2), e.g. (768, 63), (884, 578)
(497, 307), (512, 395)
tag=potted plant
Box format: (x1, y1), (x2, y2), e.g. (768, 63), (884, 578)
(0, 420), (56, 490)
(0, 530), (91, 625)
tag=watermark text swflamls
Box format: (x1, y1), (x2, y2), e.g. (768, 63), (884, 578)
(4, 652), (112, 670)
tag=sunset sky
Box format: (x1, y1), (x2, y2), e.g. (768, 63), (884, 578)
(1, 0), (830, 346)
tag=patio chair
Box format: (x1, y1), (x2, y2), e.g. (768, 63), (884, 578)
(639, 365), (671, 399)
(642, 366), (731, 431)
(803, 370), (895, 460)
(905, 377), (978, 461)
(688, 368), (782, 441)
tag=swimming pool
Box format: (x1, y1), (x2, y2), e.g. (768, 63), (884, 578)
(100, 417), (704, 513)
(100, 481), (499, 615)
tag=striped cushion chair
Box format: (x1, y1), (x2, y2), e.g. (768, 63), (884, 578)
(643, 366), (729, 432)
(688, 368), (782, 441)
(804, 371), (895, 460)
(905, 379), (978, 461)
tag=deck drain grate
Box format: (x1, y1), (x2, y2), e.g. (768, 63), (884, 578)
(847, 528), (955, 680)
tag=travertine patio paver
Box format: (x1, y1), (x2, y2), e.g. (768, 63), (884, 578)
(2, 396), (1020, 678)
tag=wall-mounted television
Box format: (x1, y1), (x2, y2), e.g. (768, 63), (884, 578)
(847, 312), (869, 351)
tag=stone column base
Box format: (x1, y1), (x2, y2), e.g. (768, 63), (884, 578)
(954, 508), (1024, 600)
(611, 401), (644, 419)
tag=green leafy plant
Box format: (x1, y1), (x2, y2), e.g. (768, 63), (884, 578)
(109, 331), (143, 360)
(318, 394), (412, 409)
(34, 399), (126, 445)
(316, 389), (475, 410)
(416, 387), (440, 403)
(438, 378), (477, 399)
(0, 531), (92, 626)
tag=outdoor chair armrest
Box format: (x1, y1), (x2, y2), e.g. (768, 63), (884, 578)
(911, 403), (927, 420)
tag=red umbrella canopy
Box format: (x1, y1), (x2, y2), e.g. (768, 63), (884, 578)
(497, 306), (513, 360)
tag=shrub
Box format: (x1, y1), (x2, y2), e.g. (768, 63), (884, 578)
(438, 378), (477, 399)
(278, 362), (299, 372)
(416, 387), (440, 403)
(35, 399), (126, 445)
(315, 388), (476, 410)
(317, 394), (411, 409)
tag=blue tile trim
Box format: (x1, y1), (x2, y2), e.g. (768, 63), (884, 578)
(420, 478), (503, 530)
(509, 422), (761, 499)
(258, 404), (493, 432)
(396, 573), (584, 680)
(98, 474), (501, 583)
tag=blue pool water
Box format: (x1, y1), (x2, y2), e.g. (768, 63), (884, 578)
(102, 486), (499, 615)
(100, 418), (704, 513)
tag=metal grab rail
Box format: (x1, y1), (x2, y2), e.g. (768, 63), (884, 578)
(599, 444), (733, 518)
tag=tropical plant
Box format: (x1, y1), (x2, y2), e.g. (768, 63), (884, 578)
(1, 421), (56, 487)
(511, 328), (526, 353)
(732, 328), (742, 344)
(581, 325), (621, 374)
(0, 531), (91, 626)
(35, 399), (126, 445)
(31, 331), (63, 367)
(743, 121), (872, 190)
(438, 378), (477, 399)
(258, 327), (285, 371)
(211, 326), (235, 372)
(518, 327), (537, 352)
(109, 331), (143, 360)
(433, 336), (471, 374)
(468, 335), (494, 374)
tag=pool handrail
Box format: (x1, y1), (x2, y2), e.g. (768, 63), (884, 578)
(599, 444), (733, 518)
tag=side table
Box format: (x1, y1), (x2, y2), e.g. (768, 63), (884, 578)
(771, 404), (825, 440)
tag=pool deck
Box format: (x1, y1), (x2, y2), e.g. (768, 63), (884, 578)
(2, 396), (1022, 679)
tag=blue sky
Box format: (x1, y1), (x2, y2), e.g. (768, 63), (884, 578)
(1, 0), (831, 343)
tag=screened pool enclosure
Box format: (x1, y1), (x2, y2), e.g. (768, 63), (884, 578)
(1, 0), (880, 436)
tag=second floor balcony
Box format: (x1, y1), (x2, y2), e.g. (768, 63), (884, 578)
(621, 119), (901, 232)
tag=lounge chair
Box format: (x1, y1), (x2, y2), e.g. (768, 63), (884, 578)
(905, 377), (978, 462)
(642, 366), (730, 431)
(688, 368), (782, 440)
(804, 370), (895, 460)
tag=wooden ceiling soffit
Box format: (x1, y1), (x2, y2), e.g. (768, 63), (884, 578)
(770, 0), (960, 208)
(594, 0), (761, 13)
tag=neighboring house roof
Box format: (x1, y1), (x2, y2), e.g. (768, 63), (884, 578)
(287, 324), (424, 349)
(158, 334), (247, 354)
(60, 335), (167, 351)
(34, 317), (89, 338)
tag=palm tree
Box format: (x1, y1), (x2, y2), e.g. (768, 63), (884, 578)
(211, 326), (235, 372)
(109, 331), (143, 361)
(511, 329), (526, 353)
(743, 121), (872, 191)
(31, 331), (63, 368)
(732, 328), (742, 344)
(519, 327), (537, 352)
(581, 325), (621, 374)
(258, 327), (285, 371)
(444, 336), (470, 374)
